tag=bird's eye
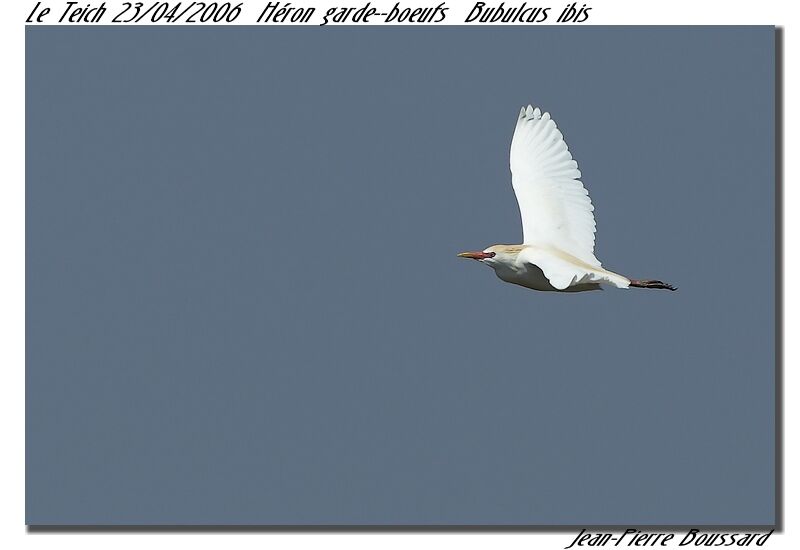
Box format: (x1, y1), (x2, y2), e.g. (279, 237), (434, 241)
(485, 252), (496, 258)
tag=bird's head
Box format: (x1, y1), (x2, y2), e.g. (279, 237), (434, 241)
(457, 244), (522, 267)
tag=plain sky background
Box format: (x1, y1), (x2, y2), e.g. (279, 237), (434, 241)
(26, 26), (775, 526)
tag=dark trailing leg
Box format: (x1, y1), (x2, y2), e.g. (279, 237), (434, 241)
(629, 279), (677, 291)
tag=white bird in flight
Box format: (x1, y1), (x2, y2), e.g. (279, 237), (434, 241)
(458, 105), (675, 293)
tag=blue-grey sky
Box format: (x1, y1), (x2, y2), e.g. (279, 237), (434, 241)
(26, 26), (775, 525)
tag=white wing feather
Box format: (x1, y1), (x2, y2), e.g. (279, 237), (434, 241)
(510, 105), (600, 267)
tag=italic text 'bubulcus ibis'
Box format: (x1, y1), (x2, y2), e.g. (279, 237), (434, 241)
(458, 105), (676, 292)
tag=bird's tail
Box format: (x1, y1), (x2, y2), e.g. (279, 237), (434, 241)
(629, 279), (677, 291)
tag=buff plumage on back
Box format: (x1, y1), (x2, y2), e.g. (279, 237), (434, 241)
(510, 105), (600, 267)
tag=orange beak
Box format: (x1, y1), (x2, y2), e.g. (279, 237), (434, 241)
(457, 251), (495, 260)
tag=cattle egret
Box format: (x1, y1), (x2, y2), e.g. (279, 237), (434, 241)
(458, 105), (675, 292)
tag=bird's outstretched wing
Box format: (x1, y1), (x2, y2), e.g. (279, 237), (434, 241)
(510, 105), (600, 267)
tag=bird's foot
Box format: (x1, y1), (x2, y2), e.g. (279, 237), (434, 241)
(629, 279), (677, 291)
